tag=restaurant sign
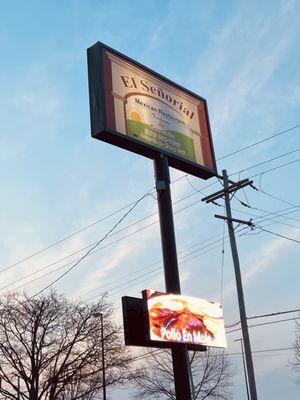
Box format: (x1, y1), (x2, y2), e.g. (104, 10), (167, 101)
(143, 290), (227, 348)
(87, 42), (217, 179)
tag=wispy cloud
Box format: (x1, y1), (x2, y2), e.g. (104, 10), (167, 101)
(187, 0), (300, 136)
(222, 228), (299, 300)
(71, 207), (160, 299)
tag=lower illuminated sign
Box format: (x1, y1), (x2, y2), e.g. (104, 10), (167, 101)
(144, 290), (227, 348)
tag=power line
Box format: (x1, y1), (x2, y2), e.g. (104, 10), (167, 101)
(256, 217), (300, 230)
(232, 346), (296, 356)
(6, 201), (289, 296)
(249, 157), (300, 179)
(0, 195), (154, 275)
(255, 226), (300, 244)
(248, 317), (299, 328)
(226, 317), (300, 334)
(217, 123), (300, 161)
(31, 189), (153, 297)
(235, 202), (300, 222)
(88, 217), (296, 302)
(0, 181), (217, 278)
(0, 194), (221, 293)
(86, 240), (230, 302)
(0, 192), (188, 276)
(248, 308), (300, 320)
(3, 125), (299, 280)
(256, 174), (300, 208)
(233, 202), (300, 229)
(0, 212), (296, 306)
(2, 227), (229, 296)
(105, 227), (270, 302)
(130, 346), (297, 365)
(75, 218), (296, 303)
(3, 140), (300, 295)
(230, 147), (300, 176)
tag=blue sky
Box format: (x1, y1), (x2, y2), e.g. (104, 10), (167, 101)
(0, 1), (300, 399)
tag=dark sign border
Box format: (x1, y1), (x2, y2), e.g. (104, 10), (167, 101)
(87, 42), (217, 179)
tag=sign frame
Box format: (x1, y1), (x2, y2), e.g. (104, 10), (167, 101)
(87, 41), (217, 179)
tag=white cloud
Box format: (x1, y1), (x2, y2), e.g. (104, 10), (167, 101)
(71, 207), (160, 299)
(187, 0), (300, 136)
(222, 228), (299, 299)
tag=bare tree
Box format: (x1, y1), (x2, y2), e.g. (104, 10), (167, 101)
(132, 348), (233, 400)
(0, 291), (132, 400)
(289, 318), (300, 384)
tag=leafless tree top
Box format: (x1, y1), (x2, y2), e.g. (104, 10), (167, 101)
(0, 291), (132, 400)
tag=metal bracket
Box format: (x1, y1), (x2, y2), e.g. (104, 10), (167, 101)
(156, 180), (167, 191)
(215, 214), (255, 228)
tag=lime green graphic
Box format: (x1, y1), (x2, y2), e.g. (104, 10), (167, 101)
(127, 120), (196, 162)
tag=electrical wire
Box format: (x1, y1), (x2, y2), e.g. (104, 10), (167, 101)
(248, 308), (300, 320)
(230, 147), (300, 176)
(256, 173), (300, 208)
(255, 226), (300, 244)
(129, 345), (297, 364)
(249, 157), (300, 179)
(0, 195), (155, 275)
(232, 199), (300, 229)
(3, 130), (300, 297)
(226, 317), (300, 334)
(0, 181), (218, 278)
(81, 239), (232, 302)
(9, 203), (294, 300)
(217, 123), (300, 161)
(2, 229), (230, 296)
(225, 308), (300, 329)
(93, 224), (271, 301)
(4, 124), (299, 280)
(31, 188), (153, 297)
(0, 194), (226, 293)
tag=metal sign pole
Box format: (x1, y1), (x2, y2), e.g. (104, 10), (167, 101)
(154, 154), (192, 400)
(222, 169), (258, 400)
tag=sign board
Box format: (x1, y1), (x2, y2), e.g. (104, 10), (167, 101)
(87, 42), (217, 179)
(143, 290), (227, 348)
(122, 295), (206, 351)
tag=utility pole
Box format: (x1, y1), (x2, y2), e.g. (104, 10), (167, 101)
(17, 376), (20, 400)
(154, 154), (192, 400)
(202, 169), (258, 400)
(93, 312), (106, 400)
(235, 338), (250, 400)
(100, 313), (106, 400)
(187, 353), (196, 400)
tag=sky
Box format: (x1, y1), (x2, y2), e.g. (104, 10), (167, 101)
(0, 0), (300, 399)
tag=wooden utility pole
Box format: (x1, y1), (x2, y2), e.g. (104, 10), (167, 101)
(202, 169), (258, 400)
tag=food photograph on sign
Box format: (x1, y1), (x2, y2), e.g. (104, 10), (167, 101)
(144, 290), (227, 348)
(102, 48), (216, 173)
